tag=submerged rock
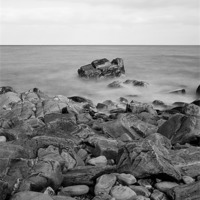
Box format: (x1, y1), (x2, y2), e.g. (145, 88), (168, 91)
(78, 58), (125, 79)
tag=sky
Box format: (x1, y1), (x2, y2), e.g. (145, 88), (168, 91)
(0, 0), (199, 45)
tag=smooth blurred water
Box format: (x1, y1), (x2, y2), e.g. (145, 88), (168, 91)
(0, 45), (199, 104)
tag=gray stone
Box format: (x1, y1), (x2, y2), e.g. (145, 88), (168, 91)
(87, 156), (107, 166)
(117, 173), (137, 185)
(155, 181), (179, 192)
(94, 174), (116, 195)
(110, 185), (136, 200)
(129, 186), (151, 197)
(60, 185), (89, 196)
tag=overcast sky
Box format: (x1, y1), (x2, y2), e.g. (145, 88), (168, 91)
(0, 0), (199, 45)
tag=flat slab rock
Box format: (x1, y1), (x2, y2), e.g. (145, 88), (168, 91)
(166, 180), (200, 200)
(78, 58), (125, 79)
(117, 133), (200, 180)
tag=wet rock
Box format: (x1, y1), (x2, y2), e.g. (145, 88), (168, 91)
(60, 185), (89, 196)
(62, 165), (116, 186)
(117, 173), (137, 185)
(123, 79), (148, 87)
(166, 180), (200, 200)
(196, 85), (200, 96)
(127, 101), (157, 115)
(0, 136), (6, 142)
(182, 175), (195, 184)
(117, 133), (182, 180)
(87, 156), (108, 166)
(191, 99), (200, 107)
(108, 81), (123, 88)
(94, 174), (116, 195)
(78, 58), (125, 79)
(96, 103), (108, 110)
(155, 181), (179, 192)
(152, 100), (167, 109)
(110, 185), (136, 200)
(129, 186), (150, 197)
(0, 86), (16, 94)
(169, 89), (186, 94)
(158, 113), (200, 145)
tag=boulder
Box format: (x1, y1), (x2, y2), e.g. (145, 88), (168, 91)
(166, 180), (200, 200)
(0, 86), (16, 94)
(102, 113), (157, 140)
(94, 173), (116, 195)
(157, 113), (200, 145)
(117, 133), (182, 180)
(78, 58), (125, 79)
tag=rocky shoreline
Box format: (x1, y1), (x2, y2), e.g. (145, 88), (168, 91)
(0, 59), (200, 200)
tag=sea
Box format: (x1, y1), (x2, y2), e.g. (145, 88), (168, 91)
(0, 45), (199, 105)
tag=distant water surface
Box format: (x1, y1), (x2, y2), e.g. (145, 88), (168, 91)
(0, 45), (199, 105)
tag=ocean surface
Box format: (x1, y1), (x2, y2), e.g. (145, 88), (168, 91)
(0, 45), (199, 105)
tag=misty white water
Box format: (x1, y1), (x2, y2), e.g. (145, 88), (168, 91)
(0, 45), (199, 105)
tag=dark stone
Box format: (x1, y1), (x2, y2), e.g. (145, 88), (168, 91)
(167, 180), (200, 200)
(0, 180), (9, 200)
(169, 89), (186, 94)
(157, 113), (200, 145)
(191, 99), (200, 107)
(196, 85), (200, 96)
(96, 103), (108, 110)
(107, 81), (122, 88)
(123, 80), (148, 87)
(78, 58), (125, 79)
(0, 86), (16, 94)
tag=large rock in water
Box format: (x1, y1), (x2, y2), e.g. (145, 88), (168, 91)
(78, 58), (125, 79)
